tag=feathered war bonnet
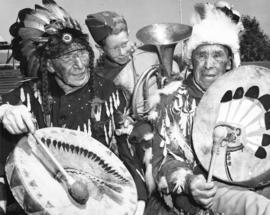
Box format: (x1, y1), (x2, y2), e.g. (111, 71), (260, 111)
(9, 0), (92, 77)
(9, 0), (94, 127)
(186, 1), (244, 68)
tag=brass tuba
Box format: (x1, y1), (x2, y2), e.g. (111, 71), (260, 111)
(132, 23), (192, 119)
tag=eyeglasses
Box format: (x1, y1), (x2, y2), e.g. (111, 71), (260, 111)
(57, 49), (90, 64)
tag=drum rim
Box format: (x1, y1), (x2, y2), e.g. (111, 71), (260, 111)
(192, 65), (270, 187)
(5, 127), (138, 214)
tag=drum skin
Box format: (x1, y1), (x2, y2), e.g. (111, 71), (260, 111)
(5, 127), (137, 215)
(193, 65), (270, 188)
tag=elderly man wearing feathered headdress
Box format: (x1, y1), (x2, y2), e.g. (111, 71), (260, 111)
(0, 1), (147, 214)
(129, 1), (270, 215)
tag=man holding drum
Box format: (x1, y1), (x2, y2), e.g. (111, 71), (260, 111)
(130, 1), (270, 215)
(0, 1), (145, 214)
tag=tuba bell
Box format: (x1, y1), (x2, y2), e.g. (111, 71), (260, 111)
(132, 23), (192, 119)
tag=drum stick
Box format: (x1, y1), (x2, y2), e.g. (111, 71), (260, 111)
(29, 131), (89, 204)
(199, 127), (228, 215)
(207, 126), (228, 182)
(23, 118), (89, 205)
(29, 132), (75, 185)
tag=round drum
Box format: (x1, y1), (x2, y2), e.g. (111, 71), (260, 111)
(5, 127), (137, 215)
(193, 65), (270, 188)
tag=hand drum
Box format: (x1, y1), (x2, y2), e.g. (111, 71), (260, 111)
(193, 65), (270, 188)
(5, 127), (137, 215)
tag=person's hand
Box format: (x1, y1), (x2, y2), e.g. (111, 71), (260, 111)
(188, 174), (217, 209)
(0, 104), (35, 134)
(115, 115), (134, 136)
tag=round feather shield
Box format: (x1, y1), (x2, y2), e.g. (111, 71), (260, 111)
(5, 127), (137, 215)
(193, 65), (270, 188)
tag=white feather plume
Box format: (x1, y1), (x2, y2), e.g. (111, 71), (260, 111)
(186, 1), (243, 68)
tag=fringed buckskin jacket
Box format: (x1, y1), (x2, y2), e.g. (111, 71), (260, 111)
(131, 73), (210, 214)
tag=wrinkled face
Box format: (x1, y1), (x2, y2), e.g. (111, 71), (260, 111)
(103, 31), (133, 65)
(192, 44), (232, 90)
(49, 49), (90, 90)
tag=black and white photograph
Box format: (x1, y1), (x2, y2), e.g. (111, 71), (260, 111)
(0, 1), (270, 214)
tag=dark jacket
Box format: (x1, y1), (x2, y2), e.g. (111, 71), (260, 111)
(0, 75), (147, 214)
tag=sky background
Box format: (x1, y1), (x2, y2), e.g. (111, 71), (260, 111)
(0, 0), (269, 55)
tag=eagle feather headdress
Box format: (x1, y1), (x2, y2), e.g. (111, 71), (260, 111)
(10, 0), (89, 77)
(186, 1), (244, 68)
